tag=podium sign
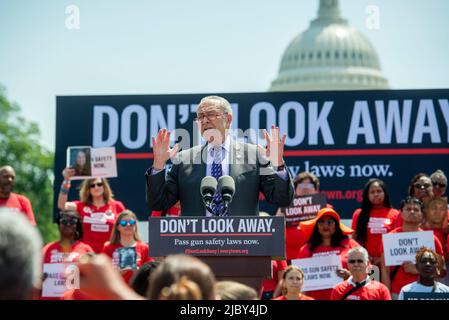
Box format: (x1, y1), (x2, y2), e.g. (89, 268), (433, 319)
(148, 216), (285, 258)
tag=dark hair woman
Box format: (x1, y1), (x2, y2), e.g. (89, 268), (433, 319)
(297, 208), (360, 300)
(41, 210), (94, 300)
(352, 179), (399, 266)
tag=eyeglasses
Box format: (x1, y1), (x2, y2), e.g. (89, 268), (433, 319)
(194, 112), (227, 122)
(119, 219), (136, 227)
(432, 182), (446, 188)
(348, 259), (365, 264)
(317, 219), (335, 226)
(414, 183), (431, 190)
(90, 182), (104, 188)
(60, 218), (78, 226)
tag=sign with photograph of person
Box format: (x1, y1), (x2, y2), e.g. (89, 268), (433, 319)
(291, 254), (342, 291)
(279, 193), (327, 226)
(66, 146), (117, 180)
(118, 247), (137, 270)
(382, 231), (435, 266)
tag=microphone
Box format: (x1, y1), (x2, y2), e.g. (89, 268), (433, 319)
(217, 175), (235, 216)
(200, 176), (217, 215)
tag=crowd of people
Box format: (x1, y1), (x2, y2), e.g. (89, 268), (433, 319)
(0, 161), (448, 301)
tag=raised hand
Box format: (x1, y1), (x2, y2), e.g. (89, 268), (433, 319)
(62, 167), (76, 180)
(151, 128), (179, 170)
(259, 125), (286, 167)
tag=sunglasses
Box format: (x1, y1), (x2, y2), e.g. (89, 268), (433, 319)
(432, 182), (446, 188)
(90, 182), (104, 188)
(414, 183), (431, 190)
(60, 218), (78, 226)
(119, 219), (136, 227)
(317, 219), (335, 226)
(348, 259), (365, 264)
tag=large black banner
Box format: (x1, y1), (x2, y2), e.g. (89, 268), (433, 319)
(55, 89), (449, 220)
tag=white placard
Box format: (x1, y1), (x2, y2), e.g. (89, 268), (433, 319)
(42, 263), (68, 298)
(66, 146), (117, 180)
(382, 231), (435, 266)
(291, 254), (343, 291)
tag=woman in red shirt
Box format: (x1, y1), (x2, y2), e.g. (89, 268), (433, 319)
(102, 210), (153, 284)
(297, 208), (360, 300)
(41, 210), (94, 300)
(272, 265), (314, 300)
(58, 167), (126, 253)
(352, 179), (398, 266)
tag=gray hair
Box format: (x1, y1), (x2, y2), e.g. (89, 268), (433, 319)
(198, 95), (233, 115)
(431, 169), (447, 185)
(0, 208), (42, 299)
(347, 246), (369, 263)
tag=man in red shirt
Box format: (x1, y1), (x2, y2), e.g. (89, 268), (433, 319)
(331, 246), (391, 300)
(0, 165), (36, 226)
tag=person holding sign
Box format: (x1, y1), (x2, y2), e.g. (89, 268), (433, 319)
(58, 169), (126, 253)
(380, 196), (445, 299)
(398, 247), (449, 300)
(296, 208), (360, 300)
(331, 247), (391, 300)
(276, 172), (330, 261)
(41, 210), (94, 300)
(352, 179), (399, 267)
(146, 95), (294, 217)
(102, 210), (153, 284)
(272, 265), (314, 300)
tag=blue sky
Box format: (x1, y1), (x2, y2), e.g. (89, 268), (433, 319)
(1, 0), (448, 150)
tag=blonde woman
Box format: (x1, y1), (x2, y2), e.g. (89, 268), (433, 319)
(273, 265), (314, 300)
(58, 167), (126, 253)
(102, 210), (153, 284)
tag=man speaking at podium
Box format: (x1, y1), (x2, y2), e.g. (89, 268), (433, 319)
(145, 95), (294, 217)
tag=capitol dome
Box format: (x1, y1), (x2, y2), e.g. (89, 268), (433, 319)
(270, 0), (389, 91)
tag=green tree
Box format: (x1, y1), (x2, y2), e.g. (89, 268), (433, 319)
(0, 85), (58, 244)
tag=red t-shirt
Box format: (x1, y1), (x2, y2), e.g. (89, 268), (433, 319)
(422, 227), (448, 260)
(296, 238), (360, 300)
(272, 293), (315, 300)
(260, 259), (288, 294)
(380, 227), (444, 294)
(285, 226), (308, 260)
(351, 207), (399, 258)
(331, 279), (391, 300)
(0, 192), (36, 226)
(75, 200), (125, 253)
(41, 241), (94, 300)
(102, 241), (153, 284)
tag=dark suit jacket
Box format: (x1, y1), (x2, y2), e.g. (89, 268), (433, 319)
(145, 139), (294, 216)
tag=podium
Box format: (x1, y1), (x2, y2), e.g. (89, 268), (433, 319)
(148, 216), (285, 292)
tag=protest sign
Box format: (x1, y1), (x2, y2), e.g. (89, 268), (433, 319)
(67, 146), (117, 179)
(280, 193), (327, 226)
(291, 254), (342, 291)
(382, 231), (435, 266)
